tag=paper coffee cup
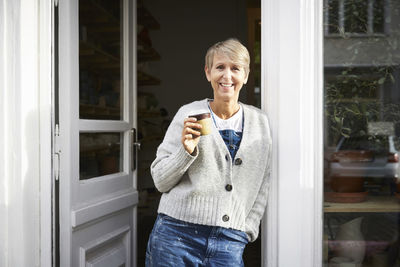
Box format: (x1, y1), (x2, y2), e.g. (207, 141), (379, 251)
(189, 112), (212, 135)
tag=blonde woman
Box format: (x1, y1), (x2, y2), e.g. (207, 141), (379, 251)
(145, 38), (272, 267)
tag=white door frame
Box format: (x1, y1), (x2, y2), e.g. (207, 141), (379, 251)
(262, 0), (324, 266)
(0, 0), (53, 266)
(39, 0), (53, 266)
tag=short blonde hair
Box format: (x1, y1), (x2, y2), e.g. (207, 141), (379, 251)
(205, 38), (250, 76)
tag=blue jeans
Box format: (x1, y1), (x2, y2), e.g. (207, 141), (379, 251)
(219, 129), (242, 161)
(145, 214), (249, 267)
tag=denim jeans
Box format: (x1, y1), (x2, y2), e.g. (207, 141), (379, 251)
(145, 214), (249, 267)
(219, 129), (243, 161)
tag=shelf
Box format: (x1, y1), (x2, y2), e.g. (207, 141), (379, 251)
(80, 104), (120, 120)
(80, 41), (121, 78)
(138, 110), (162, 118)
(79, 0), (121, 48)
(80, 41), (120, 63)
(79, 0), (122, 81)
(139, 135), (164, 143)
(324, 196), (400, 213)
(80, 144), (119, 155)
(138, 47), (161, 62)
(138, 71), (161, 86)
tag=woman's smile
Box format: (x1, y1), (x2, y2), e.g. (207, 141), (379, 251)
(219, 83), (234, 90)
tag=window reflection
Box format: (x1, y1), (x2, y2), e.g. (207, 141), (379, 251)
(325, 0), (386, 36)
(324, 0), (400, 266)
(79, 0), (123, 120)
(80, 132), (123, 180)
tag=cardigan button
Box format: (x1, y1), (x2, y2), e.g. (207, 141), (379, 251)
(225, 154), (229, 161)
(234, 158), (242, 165)
(225, 184), (233, 191)
(222, 215), (230, 222)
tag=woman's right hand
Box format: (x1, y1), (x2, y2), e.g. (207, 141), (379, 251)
(181, 117), (202, 155)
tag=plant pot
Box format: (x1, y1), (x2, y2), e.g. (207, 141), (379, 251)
(330, 176), (364, 193)
(333, 217), (366, 264)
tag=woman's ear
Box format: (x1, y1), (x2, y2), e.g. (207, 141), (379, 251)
(204, 65), (211, 82)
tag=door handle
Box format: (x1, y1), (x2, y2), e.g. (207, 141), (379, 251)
(131, 128), (141, 171)
(133, 142), (141, 150)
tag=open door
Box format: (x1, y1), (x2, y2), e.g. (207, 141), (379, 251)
(58, 0), (138, 266)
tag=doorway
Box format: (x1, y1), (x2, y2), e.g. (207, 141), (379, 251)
(57, 0), (262, 265)
(136, 0), (261, 266)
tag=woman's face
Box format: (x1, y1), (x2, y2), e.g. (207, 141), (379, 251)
(205, 53), (248, 102)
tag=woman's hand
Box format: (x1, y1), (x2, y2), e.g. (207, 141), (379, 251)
(182, 117), (202, 155)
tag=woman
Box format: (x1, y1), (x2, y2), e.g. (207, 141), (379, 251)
(145, 38), (272, 267)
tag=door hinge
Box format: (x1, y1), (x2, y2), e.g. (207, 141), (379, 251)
(54, 124), (61, 181)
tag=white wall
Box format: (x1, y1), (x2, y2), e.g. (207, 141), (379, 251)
(0, 1), (52, 266)
(140, 0), (248, 117)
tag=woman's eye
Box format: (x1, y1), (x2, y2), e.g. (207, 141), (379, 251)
(216, 65), (224, 69)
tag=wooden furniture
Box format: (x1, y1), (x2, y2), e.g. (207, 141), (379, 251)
(324, 196), (400, 213)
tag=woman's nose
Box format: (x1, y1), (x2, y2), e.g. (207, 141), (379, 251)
(222, 68), (232, 79)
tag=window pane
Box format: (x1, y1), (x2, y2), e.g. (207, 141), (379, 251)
(79, 0), (123, 120)
(80, 132), (123, 180)
(325, 0), (386, 35)
(327, 0), (340, 34)
(323, 1), (400, 266)
(373, 0), (385, 33)
(344, 0), (368, 33)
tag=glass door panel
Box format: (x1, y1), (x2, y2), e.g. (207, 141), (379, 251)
(78, 0), (127, 180)
(80, 132), (123, 179)
(79, 0), (123, 121)
(323, 0), (400, 266)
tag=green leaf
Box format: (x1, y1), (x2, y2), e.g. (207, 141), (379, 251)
(344, 107), (357, 114)
(390, 73), (395, 83)
(378, 77), (386, 84)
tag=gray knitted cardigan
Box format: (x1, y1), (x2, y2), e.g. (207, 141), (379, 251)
(150, 99), (272, 242)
